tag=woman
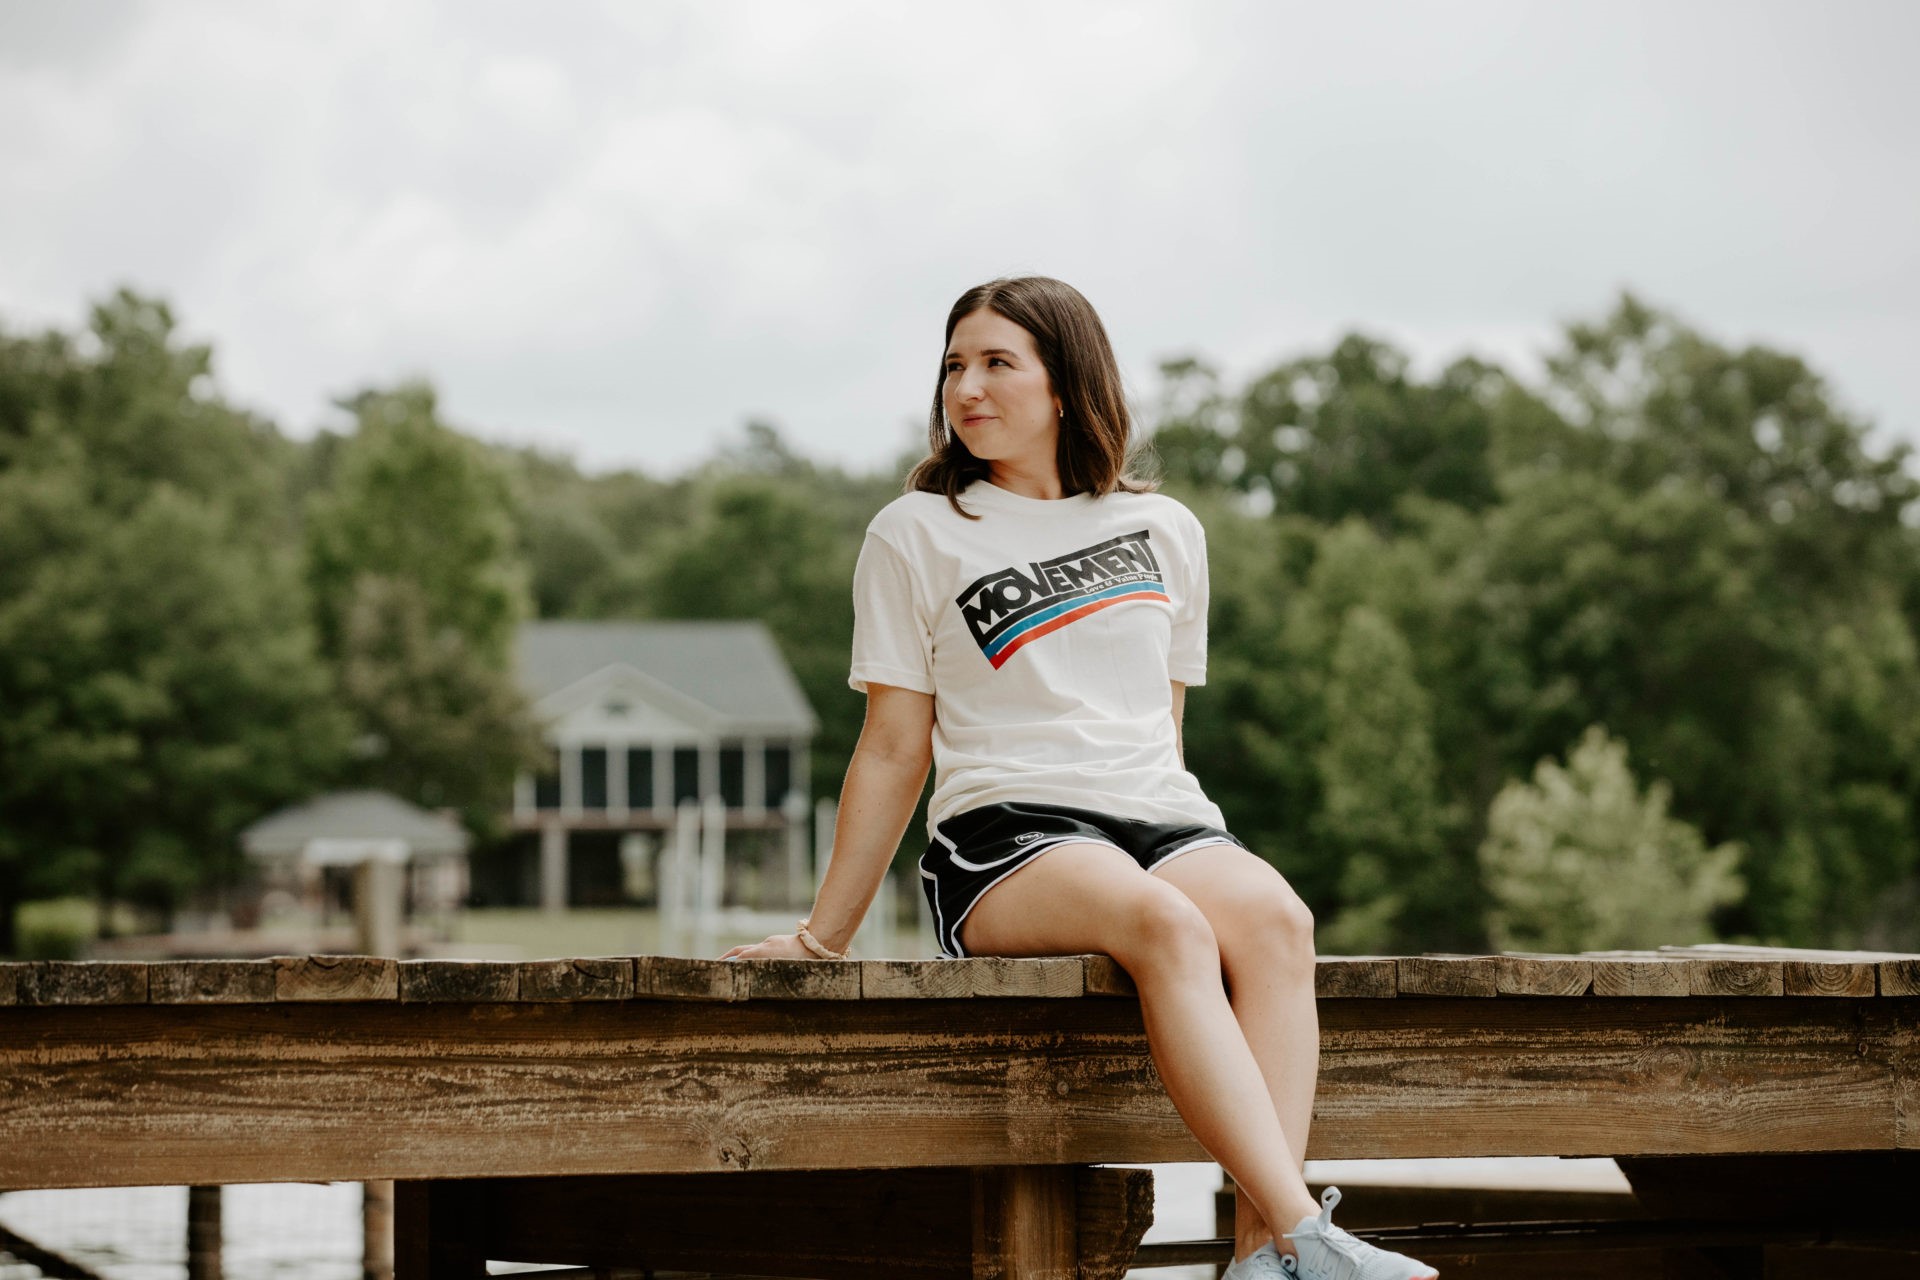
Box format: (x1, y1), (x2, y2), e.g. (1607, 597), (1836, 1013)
(723, 276), (1437, 1280)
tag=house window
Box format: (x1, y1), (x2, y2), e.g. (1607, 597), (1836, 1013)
(627, 747), (654, 809)
(719, 745), (746, 808)
(581, 747), (609, 810)
(534, 748), (561, 811)
(673, 748), (700, 804)
(763, 743), (792, 808)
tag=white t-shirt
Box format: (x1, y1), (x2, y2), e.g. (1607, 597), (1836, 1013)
(848, 475), (1226, 840)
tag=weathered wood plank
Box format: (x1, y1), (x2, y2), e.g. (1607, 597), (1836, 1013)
(971, 1165), (1076, 1280)
(1591, 960), (1690, 997)
(637, 956), (746, 1001)
(1083, 955), (1136, 997)
(1687, 959), (1784, 997)
(1896, 1008), (1917, 1152)
(18, 961), (149, 1005)
(1659, 944), (1917, 964)
(1617, 1151), (1920, 1224)
(1496, 957), (1593, 997)
(0, 965), (19, 1005)
(1313, 999), (1906, 1162)
(1076, 1166), (1155, 1280)
(273, 954), (398, 1002)
(1881, 959), (1920, 997)
(1315, 959), (1398, 999)
(517, 957), (634, 1001)
(2, 996), (1907, 1190)
(860, 958), (1085, 1000)
(432, 1166), (1152, 1280)
(150, 961), (276, 1004)
(394, 1180), (486, 1280)
(455, 1170), (971, 1278)
(397, 961), (518, 1004)
(1784, 961), (1877, 998)
(1399, 956), (1499, 997)
(739, 958), (861, 1000)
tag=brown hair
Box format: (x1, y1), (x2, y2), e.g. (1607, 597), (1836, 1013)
(905, 276), (1157, 518)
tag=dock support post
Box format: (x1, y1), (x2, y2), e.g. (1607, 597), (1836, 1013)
(186, 1184), (221, 1280)
(970, 1166), (1078, 1280)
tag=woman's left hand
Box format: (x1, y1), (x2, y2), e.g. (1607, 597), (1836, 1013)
(719, 933), (815, 961)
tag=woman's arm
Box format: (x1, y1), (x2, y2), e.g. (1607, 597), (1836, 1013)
(720, 682), (934, 960)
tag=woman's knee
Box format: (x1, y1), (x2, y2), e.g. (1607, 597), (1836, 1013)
(1113, 884), (1220, 974)
(1220, 880), (1316, 972)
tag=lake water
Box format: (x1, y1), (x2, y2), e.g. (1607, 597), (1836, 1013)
(0, 1159), (1625, 1280)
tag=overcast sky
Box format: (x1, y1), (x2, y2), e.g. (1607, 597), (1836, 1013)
(4, 0), (1916, 477)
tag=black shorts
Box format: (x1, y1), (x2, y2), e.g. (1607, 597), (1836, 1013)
(919, 800), (1252, 958)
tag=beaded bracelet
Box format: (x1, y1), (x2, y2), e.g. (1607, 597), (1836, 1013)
(795, 919), (847, 960)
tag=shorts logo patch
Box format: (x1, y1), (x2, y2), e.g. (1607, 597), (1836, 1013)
(1014, 832), (1045, 845)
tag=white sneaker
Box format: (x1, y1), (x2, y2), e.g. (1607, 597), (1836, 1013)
(1222, 1239), (1291, 1279)
(1284, 1186), (1438, 1280)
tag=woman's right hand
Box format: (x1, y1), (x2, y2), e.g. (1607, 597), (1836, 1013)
(719, 933), (816, 961)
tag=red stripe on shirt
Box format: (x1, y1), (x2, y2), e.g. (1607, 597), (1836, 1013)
(986, 590), (1167, 669)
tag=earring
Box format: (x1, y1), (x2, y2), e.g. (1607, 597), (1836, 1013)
(1057, 407), (1064, 419)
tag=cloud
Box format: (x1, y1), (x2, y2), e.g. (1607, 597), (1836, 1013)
(1, 0), (1916, 475)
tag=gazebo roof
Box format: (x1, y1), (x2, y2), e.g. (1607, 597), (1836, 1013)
(240, 790), (470, 859)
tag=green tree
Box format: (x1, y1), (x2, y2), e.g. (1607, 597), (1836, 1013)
(304, 383), (544, 826)
(1150, 338), (1511, 530)
(0, 422), (348, 948)
(1312, 605), (1465, 952)
(647, 476), (864, 810)
(0, 293), (348, 947)
(336, 575), (545, 830)
(306, 384), (530, 665)
(1479, 726), (1743, 952)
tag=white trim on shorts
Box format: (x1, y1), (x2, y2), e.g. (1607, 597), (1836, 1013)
(936, 832), (1128, 959)
(1143, 834), (1244, 874)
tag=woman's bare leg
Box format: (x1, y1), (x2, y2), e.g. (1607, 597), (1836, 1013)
(1154, 845), (1320, 1257)
(958, 841), (1322, 1238)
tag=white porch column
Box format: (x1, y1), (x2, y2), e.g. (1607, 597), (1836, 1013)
(559, 745), (582, 817)
(539, 819), (568, 914)
(744, 737), (765, 818)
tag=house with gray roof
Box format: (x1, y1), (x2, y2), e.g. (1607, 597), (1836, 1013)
(494, 619), (819, 912)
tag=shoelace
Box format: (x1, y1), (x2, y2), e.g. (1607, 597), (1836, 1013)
(1285, 1187), (1373, 1280)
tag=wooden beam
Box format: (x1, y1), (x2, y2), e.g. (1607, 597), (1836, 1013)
(1, 996), (1911, 1189)
(152, 962), (276, 1004)
(518, 957), (634, 1001)
(1784, 960), (1877, 998)
(1617, 1152), (1920, 1225)
(860, 958), (1085, 999)
(17, 961), (148, 1005)
(421, 1166), (1150, 1280)
(1591, 959), (1690, 997)
(1496, 956), (1593, 997)
(274, 954), (397, 1001)
(398, 961), (518, 1003)
(970, 1166), (1076, 1280)
(1314, 958), (1397, 998)
(394, 1181), (486, 1280)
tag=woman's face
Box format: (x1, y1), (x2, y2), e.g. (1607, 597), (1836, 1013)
(943, 308), (1061, 470)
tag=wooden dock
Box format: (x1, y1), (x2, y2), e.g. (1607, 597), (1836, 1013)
(2, 944), (1916, 1277)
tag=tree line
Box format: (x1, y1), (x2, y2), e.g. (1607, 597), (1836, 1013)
(2, 289), (1915, 955)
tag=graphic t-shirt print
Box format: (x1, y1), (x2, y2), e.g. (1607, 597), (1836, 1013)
(954, 529), (1168, 669)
